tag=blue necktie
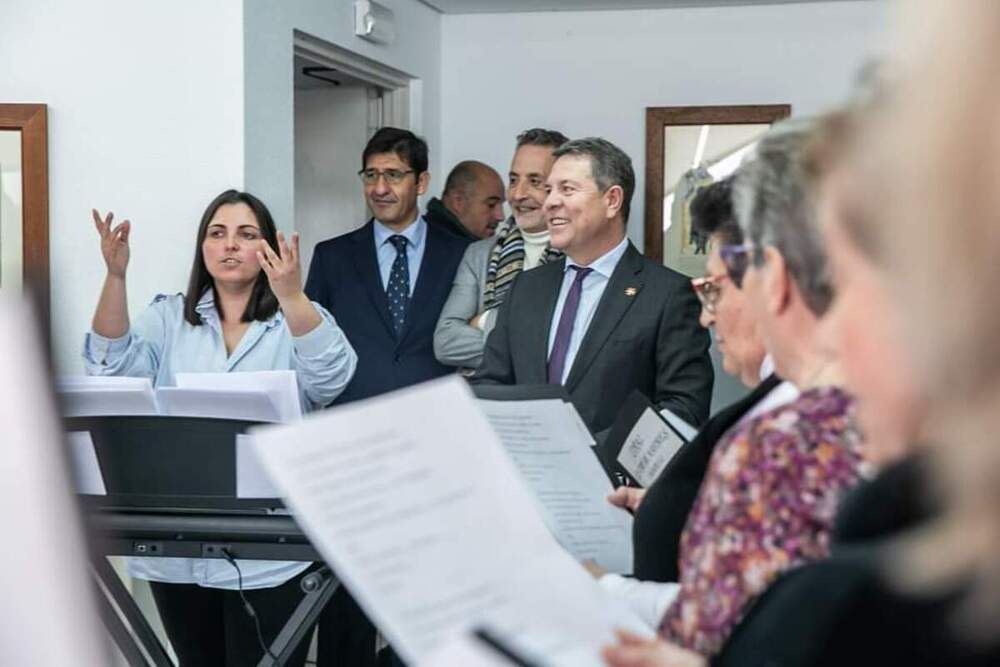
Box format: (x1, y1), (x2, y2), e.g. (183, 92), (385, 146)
(386, 235), (410, 336)
(547, 266), (593, 384)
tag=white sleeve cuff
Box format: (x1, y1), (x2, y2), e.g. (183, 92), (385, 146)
(477, 308), (496, 332)
(598, 573), (681, 629)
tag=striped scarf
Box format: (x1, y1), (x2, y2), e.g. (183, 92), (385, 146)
(482, 218), (563, 311)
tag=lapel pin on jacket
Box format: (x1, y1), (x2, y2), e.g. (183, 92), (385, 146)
(624, 287), (638, 297)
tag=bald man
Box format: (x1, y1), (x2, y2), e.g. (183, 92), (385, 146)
(424, 160), (506, 240)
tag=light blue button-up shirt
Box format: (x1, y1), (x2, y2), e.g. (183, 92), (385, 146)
(547, 237), (630, 384)
(83, 291), (358, 589)
(373, 215), (428, 296)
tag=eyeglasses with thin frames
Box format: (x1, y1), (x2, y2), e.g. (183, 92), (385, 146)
(691, 274), (730, 314)
(718, 243), (753, 288)
(357, 168), (416, 185)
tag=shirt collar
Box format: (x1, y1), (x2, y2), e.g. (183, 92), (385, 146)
(195, 289), (215, 312)
(373, 214), (427, 252)
(565, 236), (629, 279)
(194, 288), (283, 329)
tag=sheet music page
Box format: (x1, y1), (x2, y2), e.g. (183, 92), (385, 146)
(617, 408), (687, 487)
(235, 434), (279, 498)
(66, 431), (106, 495)
(563, 402), (596, 446)
(176, 370), (302, 422)
(251, 377), (649, 665)
(155, 387), (282, 422)
(478, 398), (633, 574)
(658, 407), (698, 442)
(56, 375), (159, 417)
(420, 633), (527, 667)
(1, 299), (107, 665)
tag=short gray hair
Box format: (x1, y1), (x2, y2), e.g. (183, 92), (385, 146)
(733, 119), (833, 315)
(516, 127), (570, 149)
(553, 137), (635, 223)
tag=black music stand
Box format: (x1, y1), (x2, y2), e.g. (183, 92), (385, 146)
(70, 415), (337, 667)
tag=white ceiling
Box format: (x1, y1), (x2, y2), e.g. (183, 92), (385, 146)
(421, 0), (865, 14)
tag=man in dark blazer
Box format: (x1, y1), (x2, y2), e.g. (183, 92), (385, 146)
(305, 128), (469, 406)
(473, 137), (713, 434)
(305, 127), (468, 666)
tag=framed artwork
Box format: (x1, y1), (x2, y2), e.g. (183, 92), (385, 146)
(0, 104), (49, 324)
(644, 104), (790, 277)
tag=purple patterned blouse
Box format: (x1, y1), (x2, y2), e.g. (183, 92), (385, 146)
(659, 386), (863, 656)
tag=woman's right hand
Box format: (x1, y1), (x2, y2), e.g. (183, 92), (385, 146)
(93, 209), (131, 278)
(608, 486), (647, 513)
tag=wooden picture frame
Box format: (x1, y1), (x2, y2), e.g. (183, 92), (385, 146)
(644, 104), (790, 269)
(0, 104), (49, 324)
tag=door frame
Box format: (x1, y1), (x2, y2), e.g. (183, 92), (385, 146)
(293, 31), (416, 134)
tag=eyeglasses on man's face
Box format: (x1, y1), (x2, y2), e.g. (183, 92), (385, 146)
(358, 168), (416, 185)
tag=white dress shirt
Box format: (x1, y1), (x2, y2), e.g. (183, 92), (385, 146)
(546, 237), (630, 384)
(373, 216), (428, 297)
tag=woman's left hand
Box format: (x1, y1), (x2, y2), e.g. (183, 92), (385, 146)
(602, 630), (706, 667)
(257, 231), (303, 303)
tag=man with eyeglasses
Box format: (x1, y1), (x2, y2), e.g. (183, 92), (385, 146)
(304, 126), (469, 666)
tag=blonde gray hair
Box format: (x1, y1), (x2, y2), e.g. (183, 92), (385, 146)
(732, 119), (834, 316)
(867, 0), (1000, 638)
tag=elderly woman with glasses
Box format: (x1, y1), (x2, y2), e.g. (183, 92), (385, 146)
(598, 176), (800, 626)
(603, 121), (865, 663)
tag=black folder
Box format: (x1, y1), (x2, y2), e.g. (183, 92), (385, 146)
(598, 390), (690, 488)
(471, 383), (573, 403)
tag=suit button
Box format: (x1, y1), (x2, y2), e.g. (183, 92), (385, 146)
(393, 354), (401, 364)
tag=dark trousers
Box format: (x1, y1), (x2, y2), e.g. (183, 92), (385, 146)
(316, 585), (377, 666)
(149, 569), (315, 667)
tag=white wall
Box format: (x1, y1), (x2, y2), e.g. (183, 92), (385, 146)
(1, 0), (246, 373)
(243, 0), (444, 238)
(440, 0), (888, 247)
(294, 85), (373, 273)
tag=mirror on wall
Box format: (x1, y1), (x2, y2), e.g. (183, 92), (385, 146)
(0, 129), (24, 291)
(643, 105), (790, 413)
(643, 105), (790, 277)
(0, 104), (49, 323)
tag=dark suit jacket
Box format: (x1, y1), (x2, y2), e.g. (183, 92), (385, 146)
(633, 374), (783, 582)
(424, 197), (477, 241)
(473, 242), (713, 434)
(305, 219), (469, 405)
(715, 456), (1000, 667)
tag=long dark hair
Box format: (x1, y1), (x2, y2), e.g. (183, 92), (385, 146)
(183, 189), (280, 326)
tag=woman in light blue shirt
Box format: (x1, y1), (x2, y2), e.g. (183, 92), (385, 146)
(84, 189), (357, 666)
